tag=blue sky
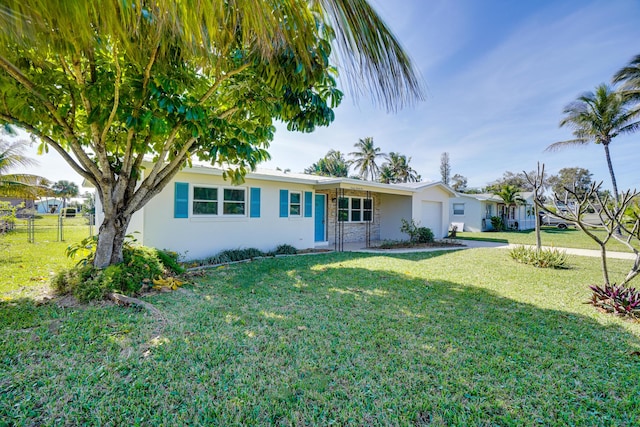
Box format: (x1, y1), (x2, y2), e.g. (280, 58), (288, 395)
(13, 0), (640, 191)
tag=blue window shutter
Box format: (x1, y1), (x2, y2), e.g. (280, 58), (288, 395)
(250, 187), (261, 218)
(304, 191), (313, 217)
(279, 189), (288, 218)
(174, 182), (189, 218)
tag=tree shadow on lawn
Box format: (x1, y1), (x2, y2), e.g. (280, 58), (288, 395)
(170, 254), (640, 425)
(2, 252), (640, 426)
(301, 265), (639, 425)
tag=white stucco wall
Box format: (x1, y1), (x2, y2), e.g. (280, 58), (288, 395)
(141, 171), (316, 260)
(449, 196), (483, 232)
(377, 193), (412, 241)
(411, 186), (452, 239)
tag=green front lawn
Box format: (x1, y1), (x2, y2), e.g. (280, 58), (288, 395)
(2, 249), (639, 425)
(0, 214), (91, 297)
(458, 227), (637, 252)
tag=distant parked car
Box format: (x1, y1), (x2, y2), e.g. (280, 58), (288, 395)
(540, 213), (570, 229)
(61, 207), (77, 218)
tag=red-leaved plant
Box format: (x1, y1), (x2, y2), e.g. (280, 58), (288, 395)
(589, 284), (640, 319)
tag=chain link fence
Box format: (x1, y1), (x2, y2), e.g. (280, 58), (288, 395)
(15, 213), (95, 243)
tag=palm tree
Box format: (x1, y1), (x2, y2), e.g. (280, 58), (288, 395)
(304, 149), (350, 177)
(546, 84), (640, 204)
(378, 164), (395, 184)
(52, 180), (79, 208)
(493, 184), (525, 228)
(379, 152), (420, 183)
(493, 184), (524, 205)
(349, 137), (386, 181)
(0, 140), (49, 198)
(613, 53), (640, 101)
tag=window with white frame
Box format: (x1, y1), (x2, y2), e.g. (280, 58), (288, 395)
(193, 186), (218, 215)
(223, 188), (246, 215)
(193, 186), (246, 216)
(453, 203), (465, 215)
(338, 197), (373, 222)
(289, 191), (301, 216)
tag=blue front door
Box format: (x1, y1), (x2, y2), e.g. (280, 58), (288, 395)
(314, 194), (326, 242)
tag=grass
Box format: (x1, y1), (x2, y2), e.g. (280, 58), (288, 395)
(458, 226), (639, 252)
(2, 249), (640, 425)
(0, 214), (92, 296)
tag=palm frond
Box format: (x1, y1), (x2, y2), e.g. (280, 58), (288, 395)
(618, 120), (640, 135)
(0, 140), (38, 172)
(545, 139), (589, 152)
(0, 0), (425, 112)
(318, 0), (426, 110)
(612, 53), (640, 88)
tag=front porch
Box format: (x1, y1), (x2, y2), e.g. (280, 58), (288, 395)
(314, 183), (414, 251)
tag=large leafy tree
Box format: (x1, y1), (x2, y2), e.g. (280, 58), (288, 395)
(450, 173), (468, 192)
(349, 137), (386, 181)
(547, 167), (592, 199)
(485, 171), (534, 193)
(0, 0), (424, 267)
(546, 84), (640, 204)
(304, 149), (349, 177)
(0, 139), (49, 198)
(379, 152), (420, 184)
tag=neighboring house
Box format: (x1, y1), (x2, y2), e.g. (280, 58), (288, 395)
(0, 197), (35, 210)
(35, 198), (63, 214)
(0, 197), (35, 219)
(449, 192), (537, 232)
(94, 164), (456, 260)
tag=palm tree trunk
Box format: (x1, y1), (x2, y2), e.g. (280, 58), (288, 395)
(603, 143), (619, 204)
(603, 143), (622, 235)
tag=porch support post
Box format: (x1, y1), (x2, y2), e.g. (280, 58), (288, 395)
(365, 190), (371, 248)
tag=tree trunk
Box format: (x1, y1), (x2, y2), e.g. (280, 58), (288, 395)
(534, 203), (541, 251)
(599, 243), (609, 286)
(603, 143), (619, 204)
(93, 213), (132, 268)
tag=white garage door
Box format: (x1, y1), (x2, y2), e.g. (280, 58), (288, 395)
(421, 201), (443, 238)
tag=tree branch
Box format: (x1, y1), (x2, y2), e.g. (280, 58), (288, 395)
(100, 44), (121, 145)
(128, 136), (198, 215)
(0, 55), (74, 137)
(199, 63), (251, 105)
(69, 53), (111, 182)
(0, 112), (98, 188)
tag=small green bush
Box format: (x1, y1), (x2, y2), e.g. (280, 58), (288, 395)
(274, 244), (298, 255)
(203, 248), (265, 266)
(400, 218), (434, 243)
(55, 239), (172, 301)
(509, 245), (568, 269)
(490, 216), (504, 231)
(0, 201), (20, 232)
(416, 227), (434, 243)
(156, 249), (185, 274)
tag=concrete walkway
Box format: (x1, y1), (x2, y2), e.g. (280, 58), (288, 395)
(342, 239), (637, 260)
